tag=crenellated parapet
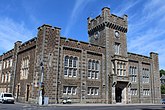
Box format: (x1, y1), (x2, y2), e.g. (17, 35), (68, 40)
(88, 7), (128, 34)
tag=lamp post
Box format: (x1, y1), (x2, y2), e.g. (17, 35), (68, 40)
(39, 62), (44, 105)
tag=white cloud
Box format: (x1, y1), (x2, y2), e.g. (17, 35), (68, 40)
(113, 0), (140, 16)
(64, 0), (94, 36)
(126, 0), (165, 69)
(0, 17), (34, 54)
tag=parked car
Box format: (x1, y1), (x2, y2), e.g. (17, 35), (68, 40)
(161, 99), (165, 104)
(0, 93), (15, 104)
(62, 97), (72, 104)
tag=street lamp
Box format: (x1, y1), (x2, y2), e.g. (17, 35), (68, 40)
(39, 62), (44, 105)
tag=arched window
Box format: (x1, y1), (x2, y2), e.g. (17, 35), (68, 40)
(64, 56), (78, 78)
(88, 60), (91, 69)
(73, 57), (77, 67)
(69, 57), (73, 67)
(92, 60), (95, 70)
(64, 56), (69, 67)
(95, 61), (99, 71)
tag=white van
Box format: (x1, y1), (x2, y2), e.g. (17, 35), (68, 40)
(0, 93), (15, 104)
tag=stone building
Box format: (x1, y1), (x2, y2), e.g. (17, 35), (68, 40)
(0, 7), (161, 104)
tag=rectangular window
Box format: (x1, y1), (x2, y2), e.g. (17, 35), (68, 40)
(63, 86), (67, 94)
(95, 88), (99, 95)
(63, 86), (77, 95)
(142, 68), (150, 83)
(91, 72), (95, 79)
(87, 87), (99, 96)
(88, 60), (100, 80)
(72, 87), (76, 95)
(64, 56), (78, 78)
(64, 67), (68, 76)
(20, 58), (29, 80)
(143, 89), (150, 96)
(95, 72), (99, 79)
(88, 71), (91, 79)
(91, 88), (94, 95)
(10, 59), (12, 67)
(68, 69), (72, 77)
(131, 89), (137, 95)
(87, 88), (91, 95)
(68, 87), (71, 94)
(114, 43), (120, 55)
(73, 58), (77, 67)
(73, 69), (77, 77)
(64, 56), (69, 67)
(88, 61), (91, 69)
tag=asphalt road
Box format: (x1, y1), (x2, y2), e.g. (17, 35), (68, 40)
(0, 103), (165, 110)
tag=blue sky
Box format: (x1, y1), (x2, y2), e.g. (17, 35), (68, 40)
(0, 0), (165, 69)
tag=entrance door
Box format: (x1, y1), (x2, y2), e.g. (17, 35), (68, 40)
(115, 87), (122, 103)
(26, 85), (29, 101)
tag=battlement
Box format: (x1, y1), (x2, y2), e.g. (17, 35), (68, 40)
(38, 24), (61, 31)
(88, 7), (128, 33)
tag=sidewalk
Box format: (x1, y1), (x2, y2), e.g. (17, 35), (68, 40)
(15, 102), (162, 107)
(48, 103), (163, 107)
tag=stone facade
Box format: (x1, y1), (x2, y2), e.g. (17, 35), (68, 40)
(0, 7), (161, 104)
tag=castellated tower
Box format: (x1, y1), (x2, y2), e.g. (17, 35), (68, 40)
(88, 7), (130, 104)
(34, 24), (61, 104)
(88, 7), (128, 57)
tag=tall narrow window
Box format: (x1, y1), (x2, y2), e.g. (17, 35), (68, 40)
(65, 56), (69, 67)
(73, 57), (77, 67)
(114, 43), (120, 55)
(69, 57), (73, 67)
(88, 60), (91, 69)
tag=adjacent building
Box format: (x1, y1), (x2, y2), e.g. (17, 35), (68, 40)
(0, 7), (161, 104)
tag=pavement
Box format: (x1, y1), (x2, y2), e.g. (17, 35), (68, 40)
(15, 101), (163, 107)
(24, 102), (163, 107)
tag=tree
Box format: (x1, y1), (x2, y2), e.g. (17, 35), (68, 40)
(161, 85), (165, 94)
(160, 69), (165, 77)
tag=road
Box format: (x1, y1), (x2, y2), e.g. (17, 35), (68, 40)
(0, 103), (165, 110)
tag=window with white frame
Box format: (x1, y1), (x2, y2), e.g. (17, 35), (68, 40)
(6, 60), (9, 68)
(10, 59), (12, 67)
(130, 89), (137, 95)
(143, 89), (150, 96)
(3, 61), (6, 69)
(8, 72), (11, 82)
(112, 62), (115, 74)
(87, 87), (99, 95)
(64, 56), (78, 77)
(88, 60), (100, 79)
(63, 86), (77, 95)
(142, 68), (150, 83)
(1, 73), (4, 83)
(117, 62), (126, 76)
(20, 57), (29, 80)
(114, 42), (120, 55)
(129, 66), (137, 82)
(5, 72), (8, 83)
